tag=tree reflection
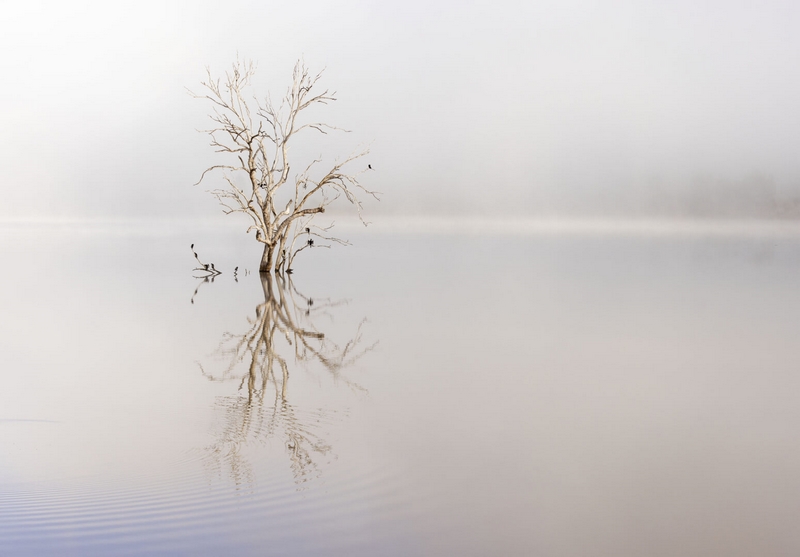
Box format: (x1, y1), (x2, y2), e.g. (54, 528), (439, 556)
(198, 274), (376, 488)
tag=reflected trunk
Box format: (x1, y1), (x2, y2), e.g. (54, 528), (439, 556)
(198, 273), (377, 487)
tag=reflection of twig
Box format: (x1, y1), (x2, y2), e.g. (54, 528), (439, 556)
(190, 275), (218, 304)
(198, 274), (375, 486)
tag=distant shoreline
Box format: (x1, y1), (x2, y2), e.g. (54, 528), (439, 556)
(3, 215), (800, 237)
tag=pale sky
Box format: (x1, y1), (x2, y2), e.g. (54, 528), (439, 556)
(1, 0), (799, 219)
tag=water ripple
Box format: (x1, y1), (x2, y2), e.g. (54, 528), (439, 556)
(0, 451), (418, 556)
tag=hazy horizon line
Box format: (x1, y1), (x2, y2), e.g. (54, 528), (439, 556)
(4, 214), (800, 237)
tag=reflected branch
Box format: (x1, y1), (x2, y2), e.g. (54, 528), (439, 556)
(190, 275), (218, 305)
(198, 273), (376, 487)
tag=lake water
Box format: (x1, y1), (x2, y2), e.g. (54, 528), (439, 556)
(2, 219), (800, 556)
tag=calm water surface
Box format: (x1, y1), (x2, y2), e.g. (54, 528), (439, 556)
(2, 221), (800, 556)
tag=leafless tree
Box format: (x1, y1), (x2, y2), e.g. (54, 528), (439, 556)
(191, 59), (379, 274)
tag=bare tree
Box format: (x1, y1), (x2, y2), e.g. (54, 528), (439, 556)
(191, 59), (378, 274)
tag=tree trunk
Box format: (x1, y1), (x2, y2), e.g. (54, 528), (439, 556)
(259, 243), (274, 273)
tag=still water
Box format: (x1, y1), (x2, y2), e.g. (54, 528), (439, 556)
(1, 220), (800, 556)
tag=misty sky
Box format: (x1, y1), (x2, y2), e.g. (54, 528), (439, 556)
(1, 0), (799, 219)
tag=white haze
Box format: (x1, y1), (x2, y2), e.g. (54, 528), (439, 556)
(1, 0), (800, 221)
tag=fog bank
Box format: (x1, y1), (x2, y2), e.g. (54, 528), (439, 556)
(1, 0), (799, 220)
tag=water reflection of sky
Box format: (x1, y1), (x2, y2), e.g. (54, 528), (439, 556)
(2, 221), (800, 555)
